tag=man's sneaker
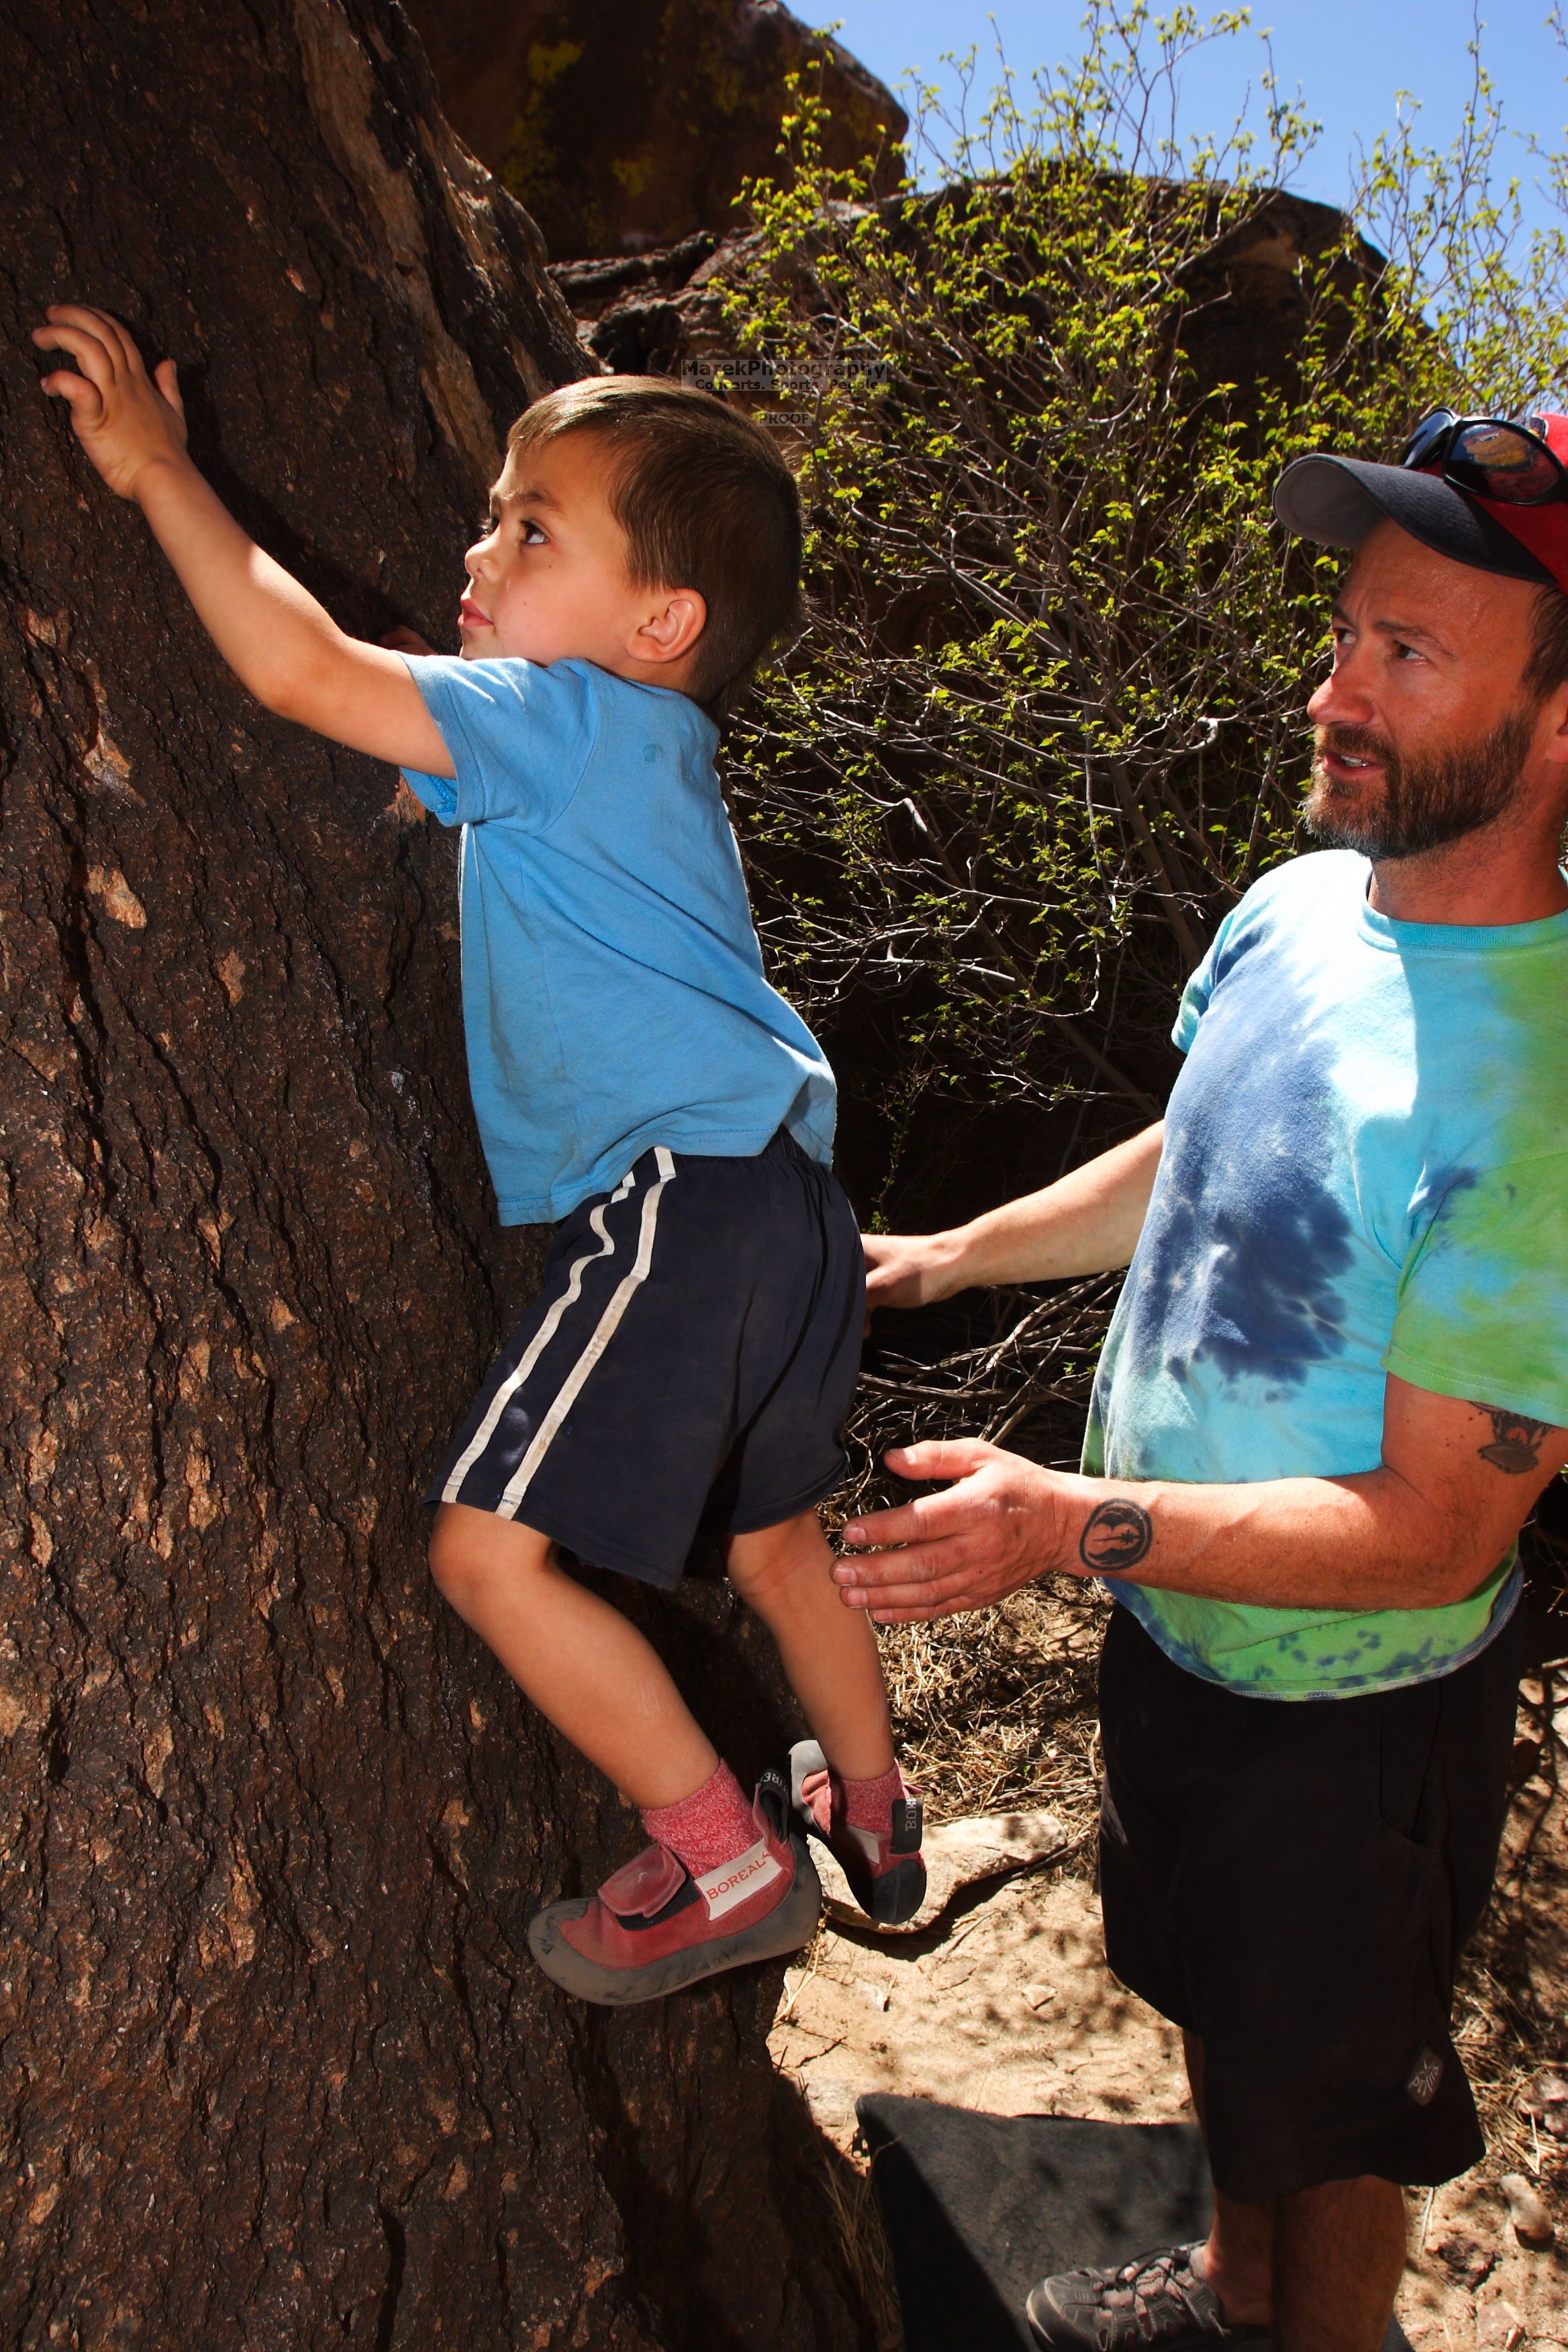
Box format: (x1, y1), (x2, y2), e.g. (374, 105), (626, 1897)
(527, 1771), (820, 2006)
(788, 1739), (926, 1927)
(1025, 2242), (1269, 2351)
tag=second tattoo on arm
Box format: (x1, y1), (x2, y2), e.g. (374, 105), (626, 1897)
(1471, 1404), (1551, 1475)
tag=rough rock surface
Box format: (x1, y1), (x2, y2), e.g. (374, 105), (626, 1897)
(0, 4), (859, 2345)
(401, 0), (906, 260)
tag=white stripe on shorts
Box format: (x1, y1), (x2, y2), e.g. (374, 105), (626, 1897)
(439, 1165), (641, 1506)
(497, 1146), (677, 1518)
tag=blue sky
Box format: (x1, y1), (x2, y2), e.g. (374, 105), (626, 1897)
(827, 4), (1568, 244)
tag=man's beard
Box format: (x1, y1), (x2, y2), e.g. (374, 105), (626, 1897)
(1304, 711), (1532, 861)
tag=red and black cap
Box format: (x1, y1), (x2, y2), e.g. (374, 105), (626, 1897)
(1274, 412), (1568, 595)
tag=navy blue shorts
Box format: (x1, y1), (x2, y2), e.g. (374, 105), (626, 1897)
(428, 1130), (865, 1588)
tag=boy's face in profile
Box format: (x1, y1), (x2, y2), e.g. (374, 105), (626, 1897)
(460, 428), (704, 687)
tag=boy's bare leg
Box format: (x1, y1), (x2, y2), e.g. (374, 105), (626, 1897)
(429, 1502), (718, 1808)
(726, 1510), (895, 1779)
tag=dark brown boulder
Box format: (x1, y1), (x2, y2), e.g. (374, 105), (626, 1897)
(400, 0), (907, 259)
(0, 3), (859, 2344)
(550, 181), (1384, 405)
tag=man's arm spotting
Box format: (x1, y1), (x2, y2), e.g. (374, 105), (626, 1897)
(33, 305), (452, 776)
(833, 1375), (1568, 1624)
(864, 1121), (1164, 1309)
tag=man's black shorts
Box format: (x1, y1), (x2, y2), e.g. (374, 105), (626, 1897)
(1097, 1598), (1523, 2202)
(427, 1130), (864, 1588)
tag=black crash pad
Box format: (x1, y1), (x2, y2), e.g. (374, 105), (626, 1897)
(856, 2096), (1412, 2352)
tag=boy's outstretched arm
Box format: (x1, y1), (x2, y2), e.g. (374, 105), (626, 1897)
(33, 305), (453, 778)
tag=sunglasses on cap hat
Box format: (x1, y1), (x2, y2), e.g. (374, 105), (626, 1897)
(1273, 407), (1568, 596)
(1400, 409), (1568, 505)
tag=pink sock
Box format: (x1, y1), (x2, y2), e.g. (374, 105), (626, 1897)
(642, 1761), (757, 1879)
(842, 1761), (908, 1837)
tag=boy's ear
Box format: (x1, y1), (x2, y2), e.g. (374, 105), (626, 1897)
(635, 589), (706, 667)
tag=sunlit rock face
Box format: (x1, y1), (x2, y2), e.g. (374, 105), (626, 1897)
(401, 0), (907, 260)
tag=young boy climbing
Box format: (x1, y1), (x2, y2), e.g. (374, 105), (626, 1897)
(35, 303), (924, 2002)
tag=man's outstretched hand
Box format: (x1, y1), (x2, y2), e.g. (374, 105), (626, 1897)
(833, 1438), (1080, 1622)
(834, 1380), (1568, 1627)
(34, 305), (189, 502)
(862, 1231), (964, 1313)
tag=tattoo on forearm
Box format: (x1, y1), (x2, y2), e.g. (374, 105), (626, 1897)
(1078, 1499), (1153, 1573)
(1471, 1404), (1551, 1475)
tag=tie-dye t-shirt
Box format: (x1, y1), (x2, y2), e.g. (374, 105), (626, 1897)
(1084, 848), (1568, 1699)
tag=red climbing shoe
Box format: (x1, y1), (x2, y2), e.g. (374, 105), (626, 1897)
(789, 1740), (926, 1926)
(527, 1771), (820, 2006)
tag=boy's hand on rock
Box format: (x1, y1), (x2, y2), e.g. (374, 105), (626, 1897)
(33, 305), (189, 501)
(28, 308), (456, 778)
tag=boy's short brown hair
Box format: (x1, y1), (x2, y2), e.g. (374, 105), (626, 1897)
(501, 375), (803, 710)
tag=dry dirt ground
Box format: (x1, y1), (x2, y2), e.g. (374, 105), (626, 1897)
(771, 1594), (1568, 2351)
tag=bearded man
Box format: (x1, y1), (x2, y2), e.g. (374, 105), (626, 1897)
(846, 413), (1568, 2352)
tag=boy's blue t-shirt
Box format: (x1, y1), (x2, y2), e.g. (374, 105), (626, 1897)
(1085, 848), (1568, 1699)
(399, 655), (836, 1224)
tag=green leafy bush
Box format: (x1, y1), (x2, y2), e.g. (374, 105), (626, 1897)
(712, 3), (1568, 1469)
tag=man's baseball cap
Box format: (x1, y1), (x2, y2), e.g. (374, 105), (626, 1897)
(1273, 410), (1568, 595)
